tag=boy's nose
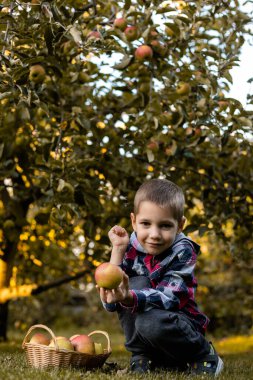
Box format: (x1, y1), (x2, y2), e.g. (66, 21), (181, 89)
(150, 227), (161, 239)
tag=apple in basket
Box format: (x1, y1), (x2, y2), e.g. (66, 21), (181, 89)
(94, 342), (103, 354)
(49, 336), (74, 350)
(70, 334), (95, 354)
(29, 333), (50, 346)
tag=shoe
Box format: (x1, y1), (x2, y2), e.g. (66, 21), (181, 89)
(189, 342), (224, 377)
(130, 355), (152, 373)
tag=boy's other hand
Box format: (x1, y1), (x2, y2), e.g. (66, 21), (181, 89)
(97, 272), (133, 306)
(108, 225), (129, 249)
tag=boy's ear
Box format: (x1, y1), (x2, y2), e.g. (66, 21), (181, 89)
(130, 212), (136, 231)
(178, 216), (186, 233)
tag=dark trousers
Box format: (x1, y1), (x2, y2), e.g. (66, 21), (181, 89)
(117, 276), (210, 368)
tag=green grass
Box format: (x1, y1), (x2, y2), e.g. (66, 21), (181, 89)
(0, 349), (253, 380)
(1, 324), (253, 380)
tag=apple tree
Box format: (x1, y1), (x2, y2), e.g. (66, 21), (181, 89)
(0, 0), (252, 339)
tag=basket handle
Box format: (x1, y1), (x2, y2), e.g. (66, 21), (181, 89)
(22, 324), (58, 350)
(88, 330), (111, 352)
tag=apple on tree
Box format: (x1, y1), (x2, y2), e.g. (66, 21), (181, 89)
(150, 40), (167, 57)
(29, 64), (46, 84)
(113, 18), (127, 31)
(87, 31), (102, 40)
(95, 262), (123, 289)
(176, 82), (191, 96)
(134, 45), (153, 61)
(124, 26), (138, 41)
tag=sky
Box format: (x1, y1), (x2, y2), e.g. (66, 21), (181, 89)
(229, 1), (253, 109)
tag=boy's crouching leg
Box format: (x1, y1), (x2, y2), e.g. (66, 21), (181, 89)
(117, 276), (152, 357)
(135, 309), (210, 366)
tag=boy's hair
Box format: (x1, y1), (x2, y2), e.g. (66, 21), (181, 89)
(134, 178), (185, 222)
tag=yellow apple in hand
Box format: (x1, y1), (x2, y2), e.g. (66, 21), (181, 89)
(30, 333), (50, 346)
(95, 263), (123, 289)
(49, 336), (74, 351)
(70, 334), (95, 354)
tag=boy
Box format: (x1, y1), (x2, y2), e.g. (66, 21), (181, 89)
(98, 179), (224, 376)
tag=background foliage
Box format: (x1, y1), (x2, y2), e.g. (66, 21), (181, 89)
(0, 0), (252, 339)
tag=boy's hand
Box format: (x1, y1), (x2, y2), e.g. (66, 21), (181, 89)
(108, 225), (129, 249)
(97, 272), (133, 306)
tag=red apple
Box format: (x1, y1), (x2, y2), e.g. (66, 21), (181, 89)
(113, 18), (127, 31)
(87, 31), (102, 40)
(150, 40), (167, 57)
(218, 100), (229, 111)
(135, 45), (153, 61)
(30, 333), (50, 346)
(147, 140), (159, 152)
(148, 30), (159, 40)
(70, 334), (95, 354)
(124, 26), (138, 41)
(95, 262), (123, 289)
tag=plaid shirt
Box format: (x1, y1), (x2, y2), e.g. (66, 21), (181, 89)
(103, 232), (209, 333)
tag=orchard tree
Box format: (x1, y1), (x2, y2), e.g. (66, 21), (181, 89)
(0, 0), (252, 340)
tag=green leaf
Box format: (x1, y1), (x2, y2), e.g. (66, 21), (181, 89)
(113, 55), (133, 70)
(156, 7), (175, 14)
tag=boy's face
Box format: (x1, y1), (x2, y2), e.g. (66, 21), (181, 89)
(131, 201), (185, 256)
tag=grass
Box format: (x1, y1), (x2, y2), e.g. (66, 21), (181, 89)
(0, 322), (253, 380)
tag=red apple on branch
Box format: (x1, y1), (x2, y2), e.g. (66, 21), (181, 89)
(95, 263), (123, 289)
(87, 31), (102, 40)
(124, 26), (138, 41)
(113, 18), (127, 31)
(134, 45), (153, 61)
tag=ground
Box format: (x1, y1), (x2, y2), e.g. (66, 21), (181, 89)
(0, 321), (253, 379)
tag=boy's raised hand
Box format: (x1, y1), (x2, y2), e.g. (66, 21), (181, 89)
(98, 272), (133, 306)
(108, 225), (129, 248)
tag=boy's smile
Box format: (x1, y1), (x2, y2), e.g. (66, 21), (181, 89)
(131, 201), (185, 256)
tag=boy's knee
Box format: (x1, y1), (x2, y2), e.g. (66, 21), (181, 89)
(135, 310), (160, 340)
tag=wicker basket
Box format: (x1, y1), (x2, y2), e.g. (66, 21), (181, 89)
(22, 324), (112, 369)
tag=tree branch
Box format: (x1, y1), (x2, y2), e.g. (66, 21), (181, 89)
(31, 266), (92, 295)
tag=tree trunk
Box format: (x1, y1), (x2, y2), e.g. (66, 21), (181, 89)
(0, 302), (9, 341)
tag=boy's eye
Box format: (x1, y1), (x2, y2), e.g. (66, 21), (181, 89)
(161, 224), (173, 229)
(140, 221), (150, 226)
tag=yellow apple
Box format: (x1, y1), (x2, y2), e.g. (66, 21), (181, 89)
(176, 82), (191, 96)
(29, 64), (46, 84)
(94, 342), (103, 354)
(49, 336), (74, 351)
